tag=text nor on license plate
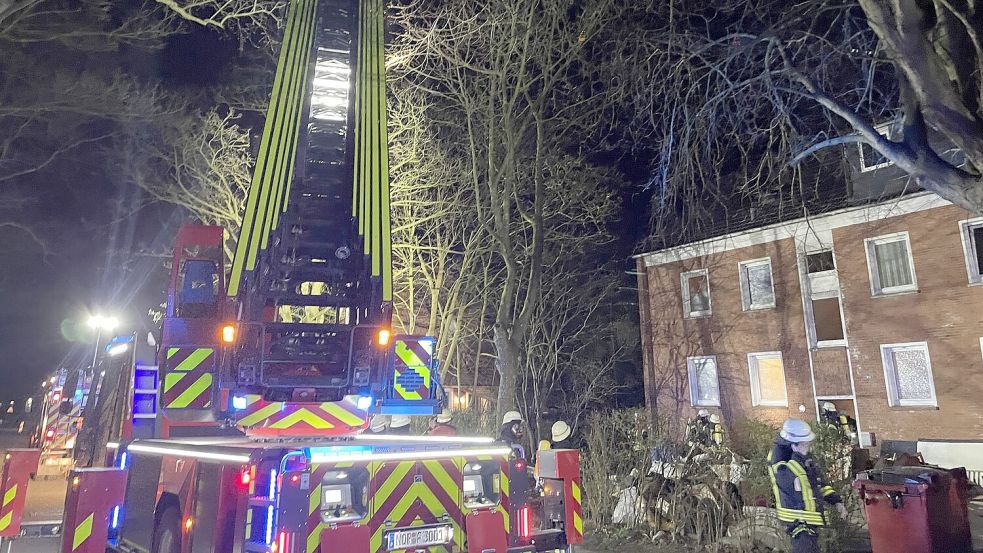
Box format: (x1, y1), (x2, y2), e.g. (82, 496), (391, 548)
(386, 524), (453, 550)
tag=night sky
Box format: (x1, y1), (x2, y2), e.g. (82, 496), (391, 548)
(0, 26), (238, 404)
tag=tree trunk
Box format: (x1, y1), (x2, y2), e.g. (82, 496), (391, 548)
(493, 324), (519, 422)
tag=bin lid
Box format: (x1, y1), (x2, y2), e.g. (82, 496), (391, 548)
(867, 466), (950, 486)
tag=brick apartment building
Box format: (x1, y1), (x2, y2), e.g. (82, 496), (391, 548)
(635, 189), (983, 453)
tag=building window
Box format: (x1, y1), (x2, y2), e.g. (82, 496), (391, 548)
(748, 352), (788, 407)
(811, 296), (845, 344)
(739, 258), (775, 310)
(858, 142), (893, 172)
(959, 219), (983, 284)
(806, 250), (836, 273)
(680, 269), (711, 318)
(880, 342), (937, 407)
(858, 122), (897, 173)
(865, 232), (918, 295)
(687, 356), (720, 407)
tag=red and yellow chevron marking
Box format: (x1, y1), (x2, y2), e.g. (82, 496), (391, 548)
(236, 395), (368, 437)
(392, 338), (433, 401)
(162, 347), (215, 409)
(0, 483), (18, 532)
(367, 459), (464, 553)
(565, 479), (584, 544)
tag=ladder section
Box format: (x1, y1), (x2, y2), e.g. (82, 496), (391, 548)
(228, 0), (395, 400)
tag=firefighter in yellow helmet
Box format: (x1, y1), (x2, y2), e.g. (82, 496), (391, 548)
(768, 419), (847, 553)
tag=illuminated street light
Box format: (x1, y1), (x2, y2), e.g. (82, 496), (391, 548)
(87, 315), (119, 331)
(87, 313), (120, 368)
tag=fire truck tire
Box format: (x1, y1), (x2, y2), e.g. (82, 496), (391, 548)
(152, 507), (181, 553)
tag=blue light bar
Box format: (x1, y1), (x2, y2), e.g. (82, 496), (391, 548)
(305, 445), (373, 461)
(269, 469), (277, 501)
(265, 505), (274, 544)
(111, 505), (121, 529)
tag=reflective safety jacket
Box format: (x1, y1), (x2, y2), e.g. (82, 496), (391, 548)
(768, 439), (842, 526)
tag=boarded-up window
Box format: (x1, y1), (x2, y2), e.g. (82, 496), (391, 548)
(812, 297), (845, 342)
(880, 343), (936, 407)
(865, 233), (917, 295)
(749, 352), (787, 407)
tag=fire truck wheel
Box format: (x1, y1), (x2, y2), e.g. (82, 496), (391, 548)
(152, 507), (181, 553)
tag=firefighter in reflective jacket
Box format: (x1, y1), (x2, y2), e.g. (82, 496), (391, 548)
(686, 409), (713, 447)
(769, 419), (848, 553)
(821, 402), (857, 440)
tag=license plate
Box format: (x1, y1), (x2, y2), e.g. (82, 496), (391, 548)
(386, 525), (453, 550)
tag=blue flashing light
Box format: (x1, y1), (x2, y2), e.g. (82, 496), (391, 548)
(305, 445), (372, 460)
(265, 505), (274, 544)
(119, 452), (128, 469)
(269, 469), (277, 501)
(356, 395), (373, 410)
(232, 396), (248, 410)
(111, 505), (121, 529)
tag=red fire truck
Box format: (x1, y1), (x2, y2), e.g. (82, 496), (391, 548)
(0, 0), (584, 551)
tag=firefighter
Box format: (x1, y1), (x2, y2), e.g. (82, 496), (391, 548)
(768, 419), (848, 553)
(539, 420), (572, 452)
(685, 409), (713, 447)
(709, 413), (724, 447)
(820, 402), (857, 440)
(367, 414), (389, 434)
(426, 410), (457, 436)
(389, 415), (412, 435)
(499, 410), (526, 460)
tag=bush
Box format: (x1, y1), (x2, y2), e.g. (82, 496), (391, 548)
(581, 408), (654, 530)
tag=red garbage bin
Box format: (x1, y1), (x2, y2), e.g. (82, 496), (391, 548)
(853, 466), (972, 553)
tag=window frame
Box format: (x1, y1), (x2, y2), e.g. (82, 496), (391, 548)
(805, 249), (836, 274)
(858, 122), (896, 173)
(958, 218), (983, 284)
(879, 342), (937, 407)
(680, 268), (712, 319)
(864, 232), (918, 296)
(747, 351), (789, 407)
(687, 356), (721, 407)
(738, 257), (776, 311)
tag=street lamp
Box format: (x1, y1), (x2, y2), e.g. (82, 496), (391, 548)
(88, 314), (120, 368)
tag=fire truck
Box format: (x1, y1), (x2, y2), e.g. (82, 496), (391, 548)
(0, 0), (584, 552)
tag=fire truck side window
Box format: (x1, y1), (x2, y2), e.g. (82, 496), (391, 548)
(176, 259), (219, 318)
(463, 461), (501, 508)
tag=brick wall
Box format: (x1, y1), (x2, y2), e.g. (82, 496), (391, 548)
(639, 237), (816, 432)
(833, 204), (983, 442)
(638, 201), (983, 444)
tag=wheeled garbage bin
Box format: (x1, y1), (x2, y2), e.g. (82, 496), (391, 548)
(853, 465), (972, 553)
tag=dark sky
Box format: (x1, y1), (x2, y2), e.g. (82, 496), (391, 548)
(0, 25), (237, 404)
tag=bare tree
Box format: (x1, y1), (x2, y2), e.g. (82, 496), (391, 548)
(120, 109), (252, 262)
(390, 0), (637, 417)
(624, 0), (982, 243)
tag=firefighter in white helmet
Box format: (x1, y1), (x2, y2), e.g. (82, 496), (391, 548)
(686, 408), (713, 447)
(389, 415), (412, 435)
(538, 420), (572, 452)
(368, 414), (390, 434)
(426, 409), (457, 437)
(820, 401), (857, 439)
(499, 410), (526, 459)
(768, 419), (847, 553)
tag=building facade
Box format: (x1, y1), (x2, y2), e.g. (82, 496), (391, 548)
(635, 192), (983, 447)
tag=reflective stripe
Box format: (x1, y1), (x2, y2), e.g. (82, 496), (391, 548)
(821, 485), (836, 497)
(769, 459), (826, 526)
(73, 513), (93, 550)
